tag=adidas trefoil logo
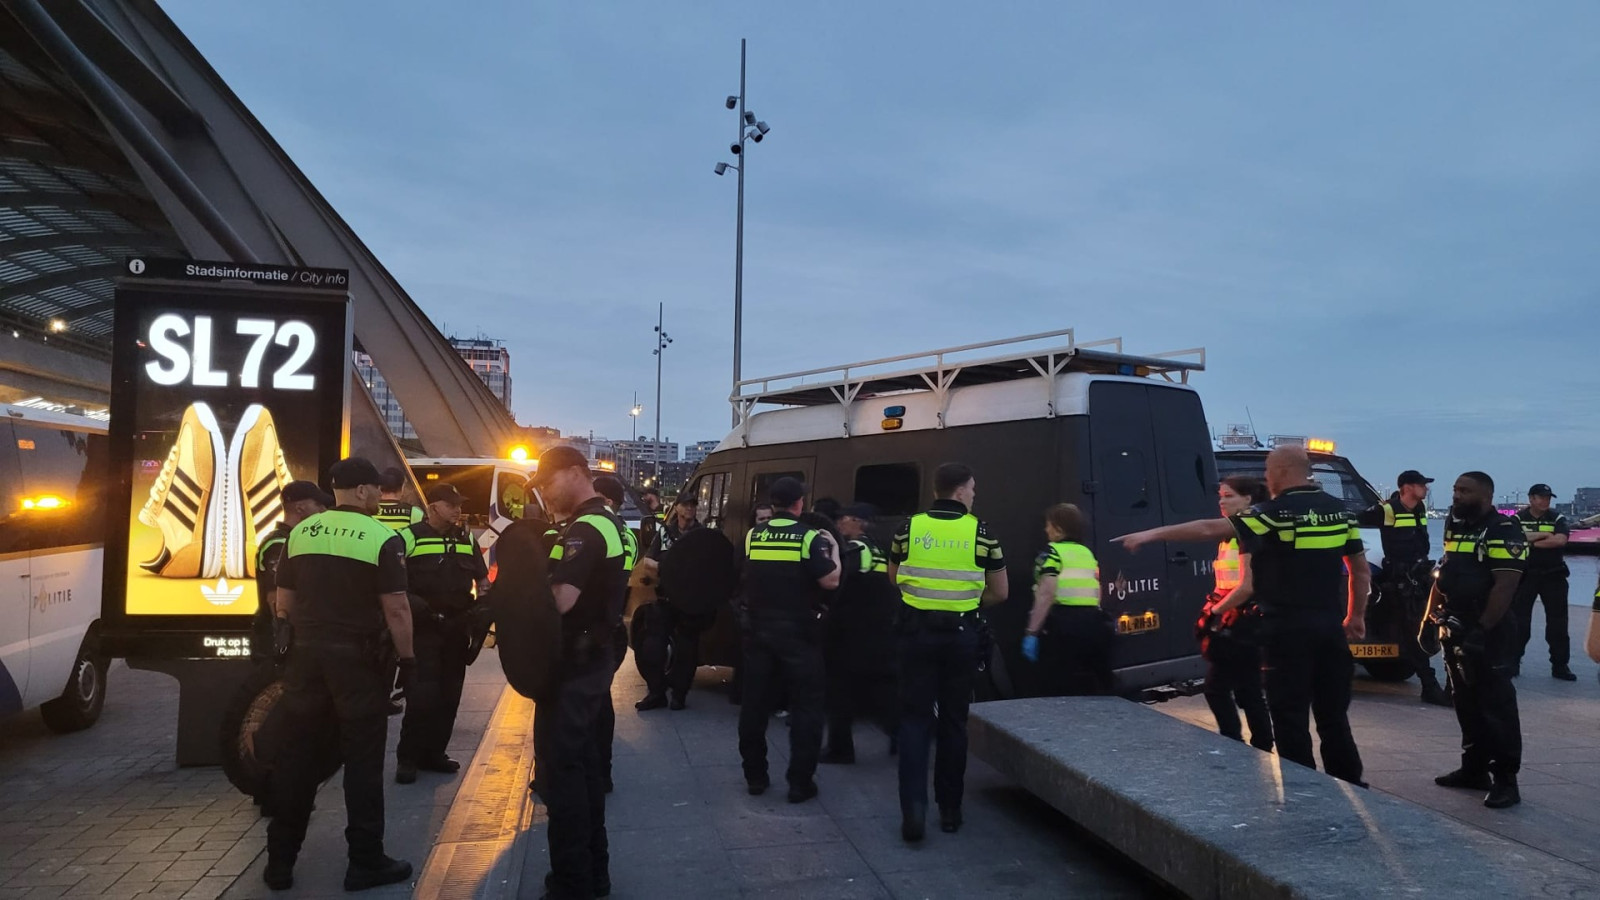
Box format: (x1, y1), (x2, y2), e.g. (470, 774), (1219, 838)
(200, 576), (245, 606)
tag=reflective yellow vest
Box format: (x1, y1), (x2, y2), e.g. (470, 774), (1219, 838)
(897, 513), (984, 612)
(1214, 539), (1242, 594)
(1049, 541), (1100, 607)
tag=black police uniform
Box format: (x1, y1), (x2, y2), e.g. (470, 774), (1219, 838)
(396, 520), (487, 773)
(538, 497), (629, 900)
(823, 533), (898, 762)
(1231, 485), (1365, 785)
(1511, 507), (1572, 675)
(1436, 509), (1527, 785)
(889, 500), (1006, 831)
(638, 515), (708, 706)
(268, 507), (409, 872)
(737, 515), (836, 797)
(1356, 493), (1444, 692)
(252, 523), (291, 664)
(594, 513), (638, 791)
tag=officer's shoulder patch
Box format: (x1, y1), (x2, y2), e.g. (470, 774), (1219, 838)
(563, 537), (585, 557)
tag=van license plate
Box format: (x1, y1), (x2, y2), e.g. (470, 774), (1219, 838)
(1349, 643), (1399, 659)
(1116, 612), (1160, 635)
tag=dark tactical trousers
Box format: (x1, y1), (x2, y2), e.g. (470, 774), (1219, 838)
(267, 644), (390, 864)
(596, 623), (629, 783)
(1512, 569), (1570, 668)
(534, 656), (613, 900)
(1204, 635), (1274, 752)
(896, 621), (980, 814)
(396, 619), (470, 764)
(739, 615), (826, 789)
(1445, 619), (1522, 778)
(1260, 615), (1364, 785)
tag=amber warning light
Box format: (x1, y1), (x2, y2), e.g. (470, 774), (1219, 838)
(881, 405), (905, 431)
(1307, 438), (1337, 454)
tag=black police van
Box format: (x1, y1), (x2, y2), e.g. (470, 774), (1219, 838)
(1212, 429), (1415, 681)
(674, 330), (1218, 700)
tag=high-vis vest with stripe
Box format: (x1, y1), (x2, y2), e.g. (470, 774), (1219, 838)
(1214, 539), (1242, 594)
(1049, 541), (1100, 606)
(400, 529), (476, 559)
(851, 538), (888, 574)
(375, 502), (422, 530)
(546, 515), (627, 564)
(746, 518), (820, 563)
(258, 532), (287, 575)
(287, 510), (394, 563)
(897, 513), (985, 612)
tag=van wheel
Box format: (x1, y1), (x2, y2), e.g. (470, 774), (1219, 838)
(1361, 660), (1413, 682)
(40, 646), (108, 733)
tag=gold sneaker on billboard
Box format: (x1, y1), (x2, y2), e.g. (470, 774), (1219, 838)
(137, 402), (226, 578)
(227, 404), (294, 579)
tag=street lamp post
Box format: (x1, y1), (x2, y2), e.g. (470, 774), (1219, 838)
(714, 37), (770, 426)
(628, 393), (643, 484)
(652, 303), (672, 485)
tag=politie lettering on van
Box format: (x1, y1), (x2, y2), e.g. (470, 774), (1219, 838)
(0, 402), (113, 731)
(678, 329), (1217, 700)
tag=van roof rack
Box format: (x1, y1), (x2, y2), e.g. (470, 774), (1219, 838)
(732, 328), (1205, 418)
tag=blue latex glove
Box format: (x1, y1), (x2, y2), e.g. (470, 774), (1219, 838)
(1021, 634), (1040, 662)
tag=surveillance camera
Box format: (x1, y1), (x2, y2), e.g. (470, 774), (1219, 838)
(731, 142), (741, 155)
(725, 96), (738, 109)
(756, 121), (770, 135)
(714, 162), (728, 176)
(750, 131), (763, 143)
(742, 111), (756, 126)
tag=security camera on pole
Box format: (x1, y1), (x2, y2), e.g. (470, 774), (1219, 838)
(652, 304), (672, 486)
(714, 37), (771, 427)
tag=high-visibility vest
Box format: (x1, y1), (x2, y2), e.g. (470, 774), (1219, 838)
(400, 528), (477, 559)
(896, 513), (984, 612)
(375, 501), (422, 530)
(1214, 539), (1242, 594)
(1049, 541), (1100, 607)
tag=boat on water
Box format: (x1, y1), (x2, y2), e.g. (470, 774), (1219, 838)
(1569, 511), (1600, 555)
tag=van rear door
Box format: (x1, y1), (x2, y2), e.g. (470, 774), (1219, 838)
(1087, 382), (1173, 669)
(1148, 387), (1220, 651)
(0, 419), (28, 715)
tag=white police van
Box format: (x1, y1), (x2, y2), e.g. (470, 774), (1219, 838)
(0, 403), (111, 731)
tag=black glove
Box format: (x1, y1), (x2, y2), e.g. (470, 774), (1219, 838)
(272, 618), (294, 659)
(1460, 627), (1488, 657)
(396, 657), (438, 710)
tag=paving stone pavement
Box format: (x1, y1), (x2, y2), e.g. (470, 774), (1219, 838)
(1154, 597), (1600, 878)
(0, 654), (508, 900)
(514, 658), (1172, 899)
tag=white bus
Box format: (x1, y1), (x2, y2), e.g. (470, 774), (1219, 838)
(0, 403), (111, 732)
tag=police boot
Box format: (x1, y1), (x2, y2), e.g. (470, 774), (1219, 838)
(939, 806), (963, 834)
(1553, 663), (1578, 682)
(1419, 672), (1452, 707)
(901, 802), (926, 843)
(344, 855), (413, 892)
(635, 691), (668, 711)
(263, 857), (294, 891)
(1434, 768), (1493, 791)
(1484, 774), (1521, 809)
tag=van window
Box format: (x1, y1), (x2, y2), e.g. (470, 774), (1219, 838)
(13, 423), (105, 550)
(0, 421), (23, 554)
(694, 472), (730, 529)
(752, 471), (805, 507)
(416, 464), (495, 527)
(853, 463), (920, 517)
(1100, 449), (1151, 515)
(1311, 462), (1377, 513)
(1162, 450), (1214, 516)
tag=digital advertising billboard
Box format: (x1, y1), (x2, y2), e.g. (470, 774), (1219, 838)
(102, 258), (352, 657)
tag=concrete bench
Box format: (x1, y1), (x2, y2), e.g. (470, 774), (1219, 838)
(969, 697), (1600, 899)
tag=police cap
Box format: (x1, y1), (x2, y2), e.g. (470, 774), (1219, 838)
(838, 502), (878, 521)
(1528, 483), (1556, 498)
(327, 457), (383, 489)
(282, 480), (333, 507)
(593, 474), (626, 509)
(532, 445), (590, 486)
(425, 482), (465, 505)
(1397, 470), (1433, 487)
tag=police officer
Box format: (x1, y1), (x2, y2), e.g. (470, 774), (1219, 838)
(1118, 446), (1369, 786)
(738, 477), (840, 802)
(1427, 471), (1527, 809)
(637, 488), (664, 552)
(266, 458), (416, 892)
(821, 503), (898, 764)
(635, 494), (706, 710)
(1357, 470), (1450, 705)
(1021, 503), (1113, 696)
(888, 463), (1008, 841)
(395, 483), (489, 784)
(592, 474), (638, 793)
(1512, 484), (1575, 681)
(252, 481), (331, 665)
(375, 467), (423, 530)
(530, 446), (630, 900)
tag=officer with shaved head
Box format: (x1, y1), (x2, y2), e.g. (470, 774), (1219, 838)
(1116, 445), (1370, 786)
